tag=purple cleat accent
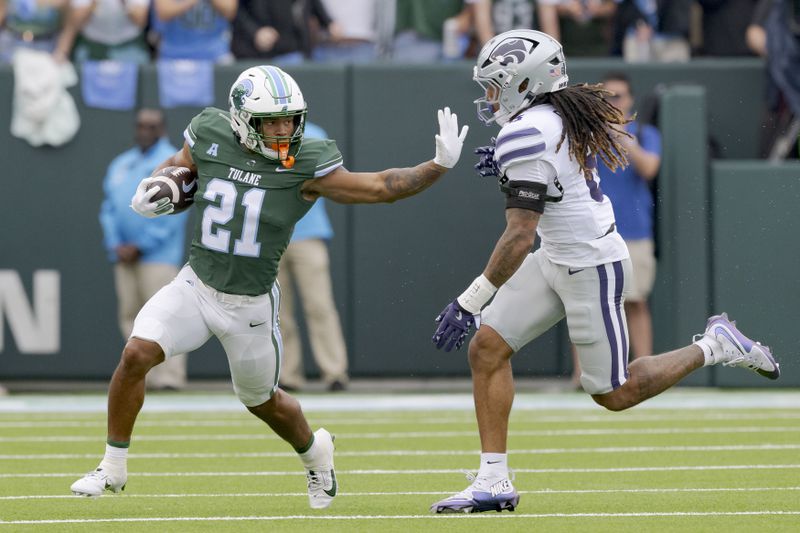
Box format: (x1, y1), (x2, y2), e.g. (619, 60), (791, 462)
(702, 313), (780, 380)
(431, 476), (520, 514)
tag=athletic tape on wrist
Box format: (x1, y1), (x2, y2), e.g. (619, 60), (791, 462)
(456, 274), (498, 314)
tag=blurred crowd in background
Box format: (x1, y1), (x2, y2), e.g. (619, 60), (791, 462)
(0, 0), (781, 66)
(1, 0), (797, 161)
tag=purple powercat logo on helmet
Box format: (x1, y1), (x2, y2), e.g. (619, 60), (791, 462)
(490, 38), (531, 66)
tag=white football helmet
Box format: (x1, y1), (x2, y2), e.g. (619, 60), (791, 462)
(229, 66), (307, 163)
(473, 30), (568, 126)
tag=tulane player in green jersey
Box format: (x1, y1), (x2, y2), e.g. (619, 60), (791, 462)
(71, 65), (469, 509)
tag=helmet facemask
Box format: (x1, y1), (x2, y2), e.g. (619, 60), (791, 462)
(245, 110), (306, 163)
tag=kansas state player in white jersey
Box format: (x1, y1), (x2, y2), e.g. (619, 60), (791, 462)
(430, 29), (781, 514)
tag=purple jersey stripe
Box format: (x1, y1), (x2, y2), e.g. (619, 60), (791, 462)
(497, 142), (546, 167)
(597, 264), (620, 389)
(496, 127), (543, 151)
(612, 260), (629, 378)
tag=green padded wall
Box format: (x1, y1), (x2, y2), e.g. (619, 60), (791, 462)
(650, 86), (713, 386)
(711, 161), (800, 387)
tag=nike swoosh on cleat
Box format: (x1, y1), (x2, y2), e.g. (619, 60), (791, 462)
(323, 470), (337, 497)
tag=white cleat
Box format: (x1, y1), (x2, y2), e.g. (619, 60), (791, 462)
(305, 428), (337, 509)
(431, 473), (519, 514)
(695, 312), (780, 380)
(70, 467), (127, 497)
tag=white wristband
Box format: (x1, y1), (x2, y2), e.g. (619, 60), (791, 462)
(456, 274), (498, 314)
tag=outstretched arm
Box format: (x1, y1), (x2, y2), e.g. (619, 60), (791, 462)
(302, 108), (468, 204)
(301, 161), (447, 204)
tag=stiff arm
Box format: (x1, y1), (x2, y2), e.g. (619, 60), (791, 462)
(302, 106), (467, 204)
(300, 160), (448, 204)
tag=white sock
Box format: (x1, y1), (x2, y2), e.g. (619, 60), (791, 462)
(99, 443), (128, 473)
(477, 452), (508, 480)
(298, 435), (323, 469)
(694, 336), (717, 366)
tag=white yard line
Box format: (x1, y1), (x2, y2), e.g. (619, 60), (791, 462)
(2, 390), (800, 413)
(3, 411), (800, 428)
(2, 425), (799, 443)
(2, 511), (799, 525)
(2, 464), (799, 479)
(3, 486), (800, 501)
(3, 443), (800, 461)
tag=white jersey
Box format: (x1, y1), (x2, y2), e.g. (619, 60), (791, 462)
(495, 104), (629, 267)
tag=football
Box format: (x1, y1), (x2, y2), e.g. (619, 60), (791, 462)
(145, 166), (197, 214)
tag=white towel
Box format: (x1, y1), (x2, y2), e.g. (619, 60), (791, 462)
(11, 48), (80, 147)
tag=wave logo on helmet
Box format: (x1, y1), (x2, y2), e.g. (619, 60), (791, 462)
(231, 79), (254, 111)
(488, 38), (531, 67)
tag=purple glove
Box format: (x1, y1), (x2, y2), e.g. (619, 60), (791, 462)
(474, 137), (500, 178)
(432, 299), (478, 352)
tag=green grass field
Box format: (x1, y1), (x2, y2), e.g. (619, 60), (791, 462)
(1, 390), (799, 532)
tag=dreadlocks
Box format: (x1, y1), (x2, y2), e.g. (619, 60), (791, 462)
(532, 83), (632, 179)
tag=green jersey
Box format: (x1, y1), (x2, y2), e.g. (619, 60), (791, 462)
(184, 108), (343, 295)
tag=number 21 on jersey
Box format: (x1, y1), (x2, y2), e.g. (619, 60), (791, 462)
(201, 178), (264, 257)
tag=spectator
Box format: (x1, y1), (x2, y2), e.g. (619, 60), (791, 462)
(151, 0), (238, 63)
(598, 72), (661, 359)
(747, 0), (784, 158)
(472, 0), (560, 46)
(552, 0), (617, 57)
(231, 0), (336, 63)
(745, 0), (769, 57)
(390, 0), (466, 62)
(99, 108), (190, 391)
(312, 0), (384, 63)
(763, 0), (800, 160)
(54, 0), (151, 64)
(611, 0), (692, 62)
(277, 122), (350, 393)
(0, 0), (69, 64)
(697, 0), (758, 56)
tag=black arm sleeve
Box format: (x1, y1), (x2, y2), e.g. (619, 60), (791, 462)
(502, 180), (548, 213)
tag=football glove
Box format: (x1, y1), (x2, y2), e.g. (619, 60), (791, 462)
(130, 177), (174, 218)
(433, 107), (469, 168)
(474, 137), (501, 177)
(432, 299), (480, 352)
